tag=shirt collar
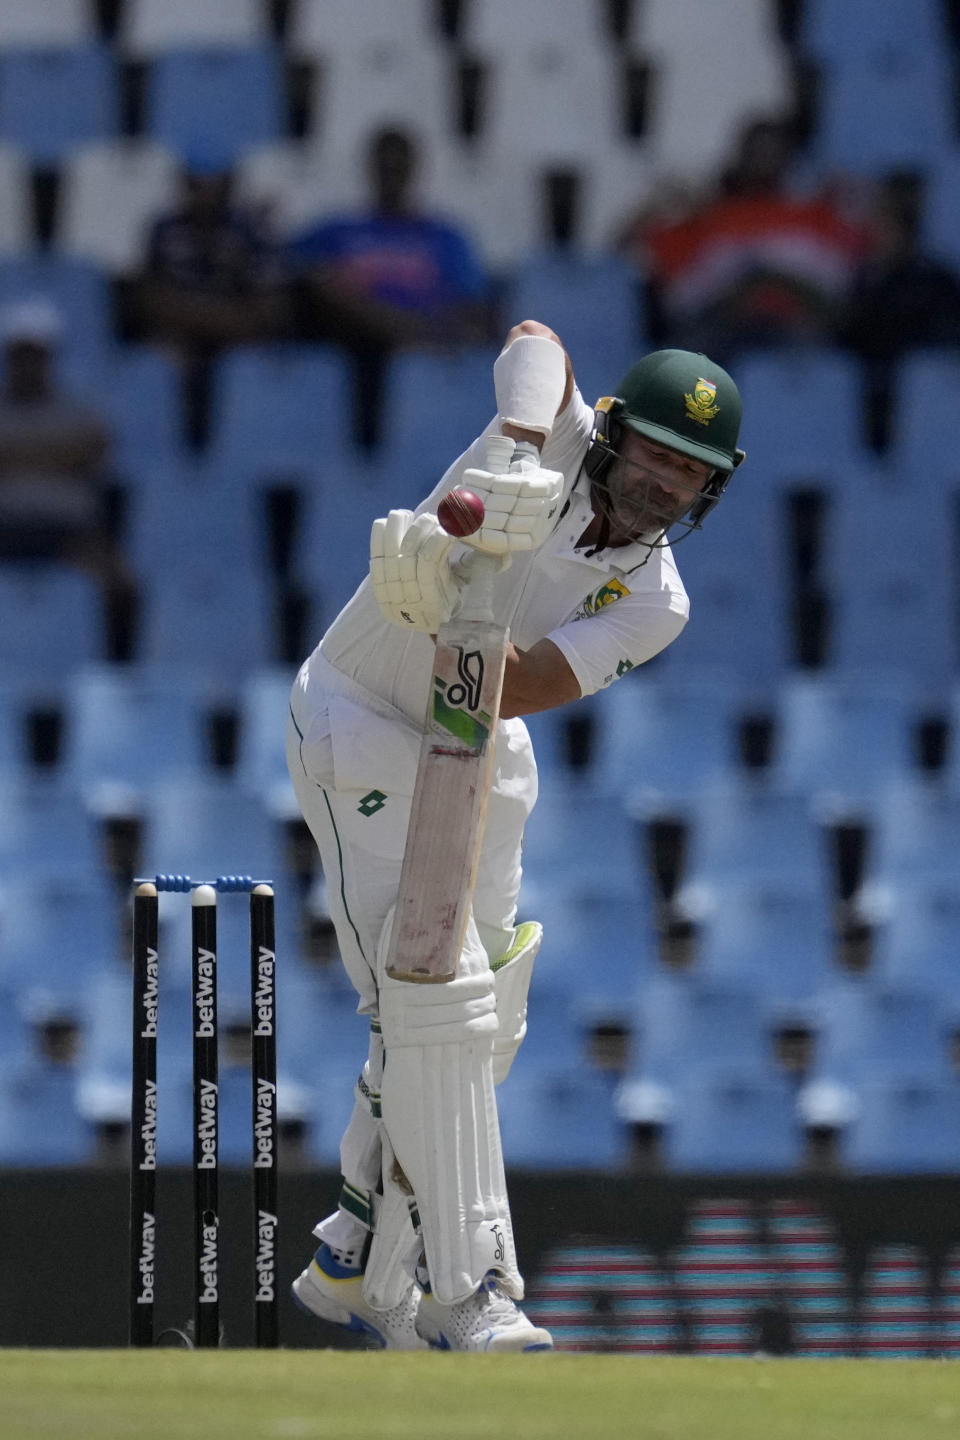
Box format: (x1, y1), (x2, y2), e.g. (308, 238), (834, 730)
(557, 467), (660, 575)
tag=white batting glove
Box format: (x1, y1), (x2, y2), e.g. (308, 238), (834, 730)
(370, 509), (464, 632)
(460, 441), (564, 556)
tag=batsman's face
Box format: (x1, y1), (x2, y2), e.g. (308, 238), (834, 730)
(604, 429), (713, 540)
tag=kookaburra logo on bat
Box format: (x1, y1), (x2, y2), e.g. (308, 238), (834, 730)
(446, 647), (485, 712)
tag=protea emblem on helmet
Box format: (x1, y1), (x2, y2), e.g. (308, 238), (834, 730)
(684, 378), (720, 427)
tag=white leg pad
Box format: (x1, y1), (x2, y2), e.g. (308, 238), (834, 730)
(490, 921), (542, 1086)
(378, 957), (521, 1305)
(361, 1134), (421, 1312)
(379, 1039), (521, 1305)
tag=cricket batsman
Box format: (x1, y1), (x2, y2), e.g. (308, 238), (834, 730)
(286, 320), (745, 1350)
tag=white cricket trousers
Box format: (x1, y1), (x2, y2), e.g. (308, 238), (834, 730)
(286, 650), (537, 1226)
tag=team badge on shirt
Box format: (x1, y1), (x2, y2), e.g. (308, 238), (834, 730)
(684, 378), (720, 426)
(574, 576), (631, 620)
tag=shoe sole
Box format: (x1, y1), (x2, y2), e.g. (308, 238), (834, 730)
(417, 1325), (554, 1353)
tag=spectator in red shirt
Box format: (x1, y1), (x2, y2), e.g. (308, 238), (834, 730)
(620, 118), (869, 360)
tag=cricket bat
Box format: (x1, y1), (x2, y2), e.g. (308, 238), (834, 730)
(385, 461), (511, 983)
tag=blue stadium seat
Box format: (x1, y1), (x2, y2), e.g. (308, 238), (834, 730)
(519, 787), (647, 902)
(0, 870), (116, 998)
(0, 776), (104, 884)
(235, 666), (299, 812)
(507, 253), (645, 403)
(75, 346), (183, 471)
(62, 664), (212, 804)
(78, 966), (202, 1132)
(0, 44), (118, 165)
(500, 1064), (625, 1169)
(521, 695), (596, 787)
(528, 888), (657, 1012)
(865, 782), (960, 888)
(0, 982), (30, 1072)
(375, 347), (500, 496)
(630, 974), (773, 1084)
(0, 542), (108, 686)
(799, 0), (948, 62)
(126, 454), (271, 578)
(214, 1061), (255, 1165)
(820, 464), (954, 694)
(140, 778), (286, 944)
(80, 948), (322, 1149)
(682, 876), (835, 1015)
(887, 348), (960, 473)
(77, 968), (140, 1110)
(0, 1059), (93, 1164)
(144, 48), (284, 170)
(0, 678), (43, 780)
(206, 345), (353, 473)
(682, 783), (830, 895)
(589, 675), (746, 807)
(733, 348), (868, 483)
(0, 256), (112, 371)
(293, 456), (401, 632)
(294, 980), (373, 1165)
(869, 877), (960, 1005)
(127, 460), (276, 682)
(945, 686), (960, 796)
(0, 140), (30, 256)
(844, 1079), (960, 1173)
(923, 156), (960, 270)
(768, 675), (917, 814)
(650, 467), (790, 690)
(814, 982), (955, 1084)
(662, 1068), (802, 1173)
(139, 563), (275, 682)
(810, 54), (954, 176)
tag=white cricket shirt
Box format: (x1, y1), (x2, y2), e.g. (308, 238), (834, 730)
(317, 388), (689, 726)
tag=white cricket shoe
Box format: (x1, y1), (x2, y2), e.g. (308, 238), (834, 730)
(415, 1272), (554, 1352)
(292, 1243), (427, 1350)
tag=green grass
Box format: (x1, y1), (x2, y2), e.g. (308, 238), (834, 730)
(1, 1351), (958, 1440)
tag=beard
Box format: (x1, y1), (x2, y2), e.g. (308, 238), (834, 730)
(599, 459), (691, 540)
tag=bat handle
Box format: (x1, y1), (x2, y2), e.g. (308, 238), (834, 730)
(485, 433), (516, 473)
(457, 549), (500, 623)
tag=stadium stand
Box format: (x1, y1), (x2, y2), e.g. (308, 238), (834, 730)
(0, 0), (97, 49)
(0, 0), (959, 1195)
(0, 44), (119, 166)
(0, 144), (32, 256)
(55, 139), (180, 274)
(118, 0), (269, 58)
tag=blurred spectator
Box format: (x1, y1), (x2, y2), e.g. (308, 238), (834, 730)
(126, 158), (285, 445)
(619, 117), (868, 361)
(841, 176), (960, 448)
(0, 299), (137, 661)
(286, 127), (497, 446)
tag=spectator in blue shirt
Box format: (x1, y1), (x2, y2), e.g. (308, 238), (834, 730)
(289, 127), (495, 351)
(287, 128), (497, 444)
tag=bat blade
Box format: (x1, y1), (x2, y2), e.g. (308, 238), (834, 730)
(386, 605), (507, 983)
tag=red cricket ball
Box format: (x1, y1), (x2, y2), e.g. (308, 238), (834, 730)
(437, 487), (485, 538)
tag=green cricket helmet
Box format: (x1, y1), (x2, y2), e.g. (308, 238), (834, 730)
(584, 349), (746, 550)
